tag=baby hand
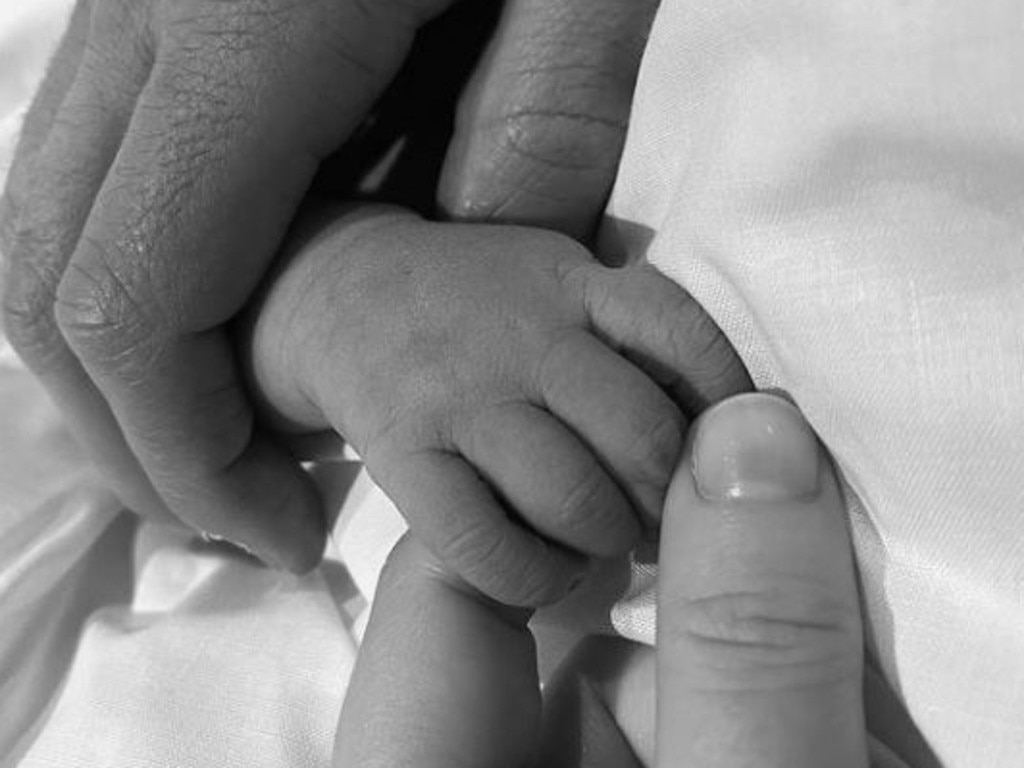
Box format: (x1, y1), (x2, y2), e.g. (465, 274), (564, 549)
(249, 205), (749, 605)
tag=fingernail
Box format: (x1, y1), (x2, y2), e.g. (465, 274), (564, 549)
(691, 393), (820, 501)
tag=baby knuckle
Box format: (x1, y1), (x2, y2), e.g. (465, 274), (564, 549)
(662, 585), (861, 691)
(443, 524), (560, 607)
(439, 520), (507, 576)
(553, 471), (608, 531)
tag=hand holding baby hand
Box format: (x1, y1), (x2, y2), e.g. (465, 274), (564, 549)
(1, 0), (658, 571)
(250, 206), (749, 605)
(334, 394), (869, 768)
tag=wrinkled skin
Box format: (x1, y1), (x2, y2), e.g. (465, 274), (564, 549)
(0, 0), (667, 571)
(334, 395), (872, 768)
(246, 203), (749, 605)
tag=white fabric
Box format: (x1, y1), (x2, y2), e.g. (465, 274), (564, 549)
(2, 0), (1023, 765)
(603, 5), (1024, 768)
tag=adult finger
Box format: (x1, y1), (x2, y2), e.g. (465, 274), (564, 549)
(364, 443), (586, 607)
(52, 0), (452, 570)
(1, 0), (91, 248)
(439, 0), (660, 240)
(657, 393), (868, 767)
(334, 535), (540, 768)
(4, 0), (91, 159)
(570, 260), (753, 414)
(456, 400), (642, 558)
(535, 328), (685, 527)
(2, 0), (171, 522)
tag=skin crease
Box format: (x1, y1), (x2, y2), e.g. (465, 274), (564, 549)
(245, 202), (749, 606)
(333, 394), (872, 768)
(0, 0), (684, 581)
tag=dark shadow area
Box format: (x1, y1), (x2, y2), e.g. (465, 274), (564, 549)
(309, 0), (503, 216)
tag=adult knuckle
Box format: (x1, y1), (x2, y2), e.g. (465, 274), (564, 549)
(662, 583), (861, 691)
(54, 241), (159, 364)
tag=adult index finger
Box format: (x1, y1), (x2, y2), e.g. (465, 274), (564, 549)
(657, 393), (868, 768)
(2, 0), (172, 525)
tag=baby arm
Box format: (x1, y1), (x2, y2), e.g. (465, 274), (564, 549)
(245, 203), (749, 605)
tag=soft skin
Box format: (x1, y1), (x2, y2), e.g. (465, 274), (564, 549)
(246, 203), (749, 605)
(0, 0), (659, 572)
(334, 394), (871, 767)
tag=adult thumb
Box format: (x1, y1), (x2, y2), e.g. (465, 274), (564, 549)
(656, 393), (869, 768)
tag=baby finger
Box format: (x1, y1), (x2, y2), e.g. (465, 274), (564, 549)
(457, 401), (641, 559)
(366, 444), (587, 607)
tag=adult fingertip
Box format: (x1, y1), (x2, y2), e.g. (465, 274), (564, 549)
(657, 392), (868, 768)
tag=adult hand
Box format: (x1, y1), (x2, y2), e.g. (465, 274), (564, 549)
(0, 0), (661, 570)
(334, 393), (871, 767)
